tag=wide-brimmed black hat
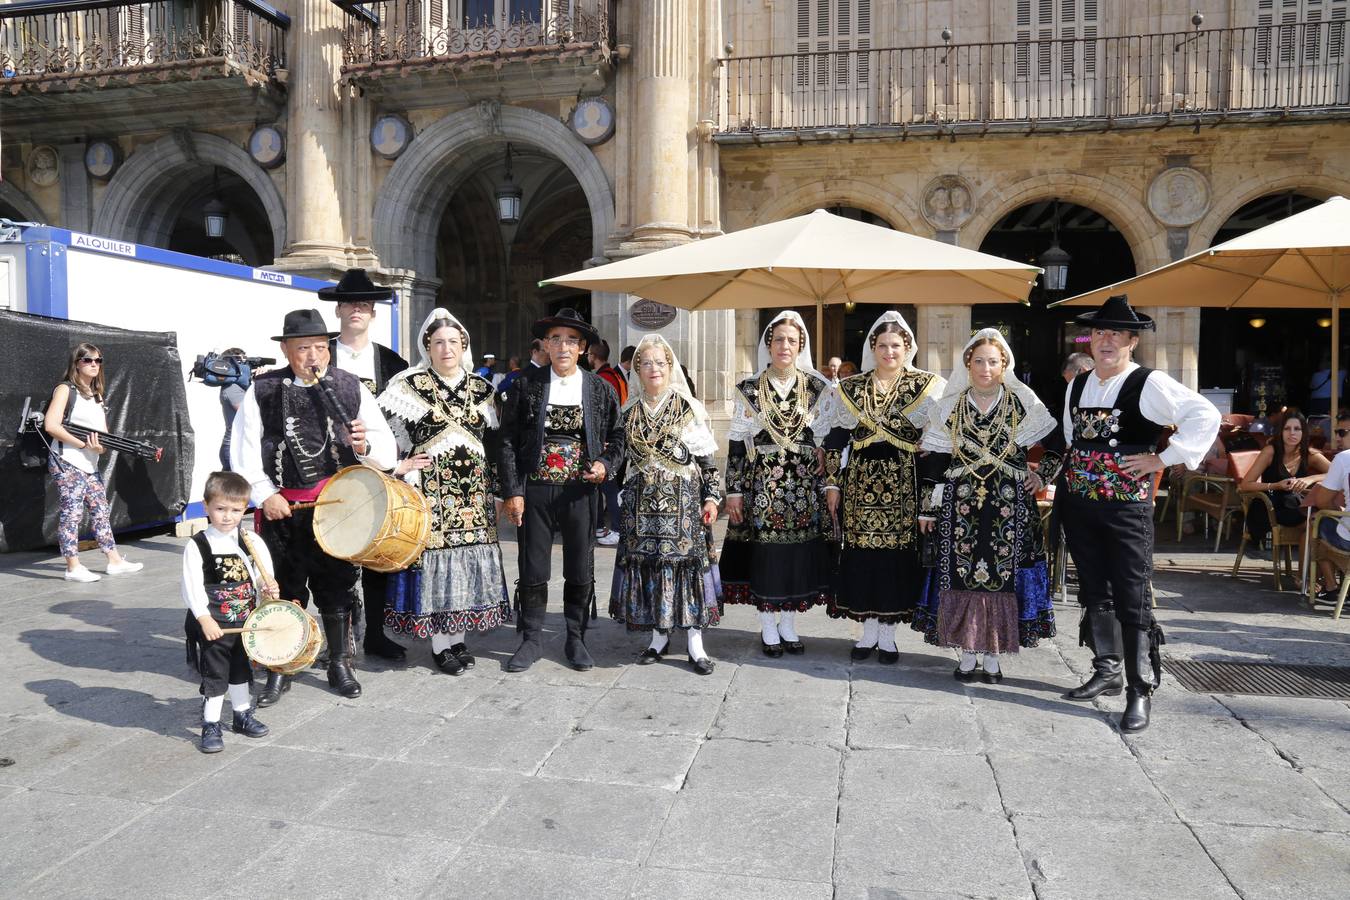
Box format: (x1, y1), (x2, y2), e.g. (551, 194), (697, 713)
(272, 308), (339, 342)
(317, 268), (393, 303)
(532, 307), (600, 346)
(1074, 294), (1155, 332)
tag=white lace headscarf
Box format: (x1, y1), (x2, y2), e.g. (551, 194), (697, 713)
(927, 327), (1055, 448)
(756, 310), (821, 378)
(410, 306), (475, 377)
(625, 333), (717, 457)
(859, 310), (919, 372)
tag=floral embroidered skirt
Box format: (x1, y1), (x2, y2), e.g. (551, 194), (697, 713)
(386, 542), (511, 637)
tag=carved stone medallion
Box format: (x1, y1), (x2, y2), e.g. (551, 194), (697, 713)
(921, 175), (975, 231)
(1148, 167), (1210, 227)
(26, 146), (60, 187)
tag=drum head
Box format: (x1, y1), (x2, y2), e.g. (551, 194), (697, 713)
(314, 466), (389, 558)
(241, 601), (309, 667)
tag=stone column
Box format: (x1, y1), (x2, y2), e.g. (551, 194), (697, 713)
(625, 0), (693, 247)
(57, 144), (91, 233)
(916, 305), (971, 381)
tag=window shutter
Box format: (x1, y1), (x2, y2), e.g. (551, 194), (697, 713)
(1332, 6), (1347, 60)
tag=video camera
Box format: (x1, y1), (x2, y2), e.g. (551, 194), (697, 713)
(190, 351), (276, 389)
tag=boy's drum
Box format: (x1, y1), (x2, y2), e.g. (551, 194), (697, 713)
(312, 465), (431, 573)
(238, 600), (324, 673)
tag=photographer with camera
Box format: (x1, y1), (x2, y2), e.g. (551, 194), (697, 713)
(193, 348), (274, 471)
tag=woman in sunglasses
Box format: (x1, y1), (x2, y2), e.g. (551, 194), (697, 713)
(43, 342), (143, 582)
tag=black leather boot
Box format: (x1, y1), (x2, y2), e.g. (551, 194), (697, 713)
(322, 612), (363, 698)
(256, 671), (291, 708)
(562, 582), (595, 672)
(1119, 624), (1161, 732)
(507, 584), (548, 673)
(362, 571), (406, 660)
(1064, 604), (1125, 700)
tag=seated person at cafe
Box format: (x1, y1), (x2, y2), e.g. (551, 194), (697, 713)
(1310, 413), (1350, 601)
(1239, 408), (1329, 559)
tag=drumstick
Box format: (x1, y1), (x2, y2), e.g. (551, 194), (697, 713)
(289, 499), (344, 511)
(239, 531), (281, 596)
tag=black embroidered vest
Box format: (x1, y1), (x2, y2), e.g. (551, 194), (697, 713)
(1066, 367), (1163, 503)
(254, 368), (361, 488)
(192, 531), (257, 625)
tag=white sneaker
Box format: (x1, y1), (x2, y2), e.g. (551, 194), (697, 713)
(106, 560), (144, 575)
(595, 527), (609, 538)
(596, 530), (620, 546)
(64, 566), (101, 583)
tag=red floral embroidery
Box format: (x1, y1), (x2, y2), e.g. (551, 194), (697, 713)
(546, 452), (566, 469)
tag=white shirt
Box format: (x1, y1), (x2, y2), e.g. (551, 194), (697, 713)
(547, 367), (584, 406)
(180, 526), (273, 619)
(230, 371), (398, 507)
(333, 339), (377, 384)
(59, 389), (108, 474)
(1322, 452), (1350, 541)
(1061, 362), (1220, 471)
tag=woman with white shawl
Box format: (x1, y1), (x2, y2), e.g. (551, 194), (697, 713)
(823, 311), (945, 663)
(609, 334), (723, 674)
(377, 308), (510, 676)
(913, 328), (1057, 682)
(721, 310), (837, 657)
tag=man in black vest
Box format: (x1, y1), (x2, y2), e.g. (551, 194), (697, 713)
(499, 308), (625, 672)
(231, 308), (397, 704)
(322, 269), (410, 661)
(1058, 296), (1219, 732)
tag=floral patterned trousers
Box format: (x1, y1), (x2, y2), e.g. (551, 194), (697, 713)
(48, 456), (115, 558)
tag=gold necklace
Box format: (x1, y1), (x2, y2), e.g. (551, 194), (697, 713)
(756, 368), (810, 448)
(949, 388), (1021, 508)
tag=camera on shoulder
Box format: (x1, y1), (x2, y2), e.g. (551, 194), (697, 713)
(191, 351), (275, 388)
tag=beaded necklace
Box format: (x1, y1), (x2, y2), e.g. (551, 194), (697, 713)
(755, 367), (810, 450)
(949, 387), (1021, 508)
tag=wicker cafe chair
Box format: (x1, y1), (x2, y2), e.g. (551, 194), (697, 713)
(1231, 491), (1308, 591)
(1176, 450), (1259, 551)
(1308, 510), (1350, 620)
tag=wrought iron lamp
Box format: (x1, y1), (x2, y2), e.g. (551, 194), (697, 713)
(1038, 199), (1071, 293)
(495, 144), (524, 226)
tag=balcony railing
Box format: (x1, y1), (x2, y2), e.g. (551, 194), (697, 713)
(0, 0), (288, 85)
(336, 0), (610, 72)
(719, 22), (1350, 136)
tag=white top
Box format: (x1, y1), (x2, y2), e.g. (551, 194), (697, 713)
(230, 373), (398, 507)
(59, 389), (108, 474)
(180, 526), (273, 619)
(547, 367), (584, 406)
(333, 339), (377, 384)
(1060, 362), (1221, 470)
(1322, 452), (1350, 542)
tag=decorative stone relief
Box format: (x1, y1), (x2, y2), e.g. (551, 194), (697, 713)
(26, 146), (60, 187)
(478, 99), (503, 135)
(249, 126), (286, 169)
(370, 116), (412, 160)
(84, 141), (121, 180)
(921, 175), (975, 231)
(569, 97), (615, 146)
(1148, 166), (1210, 227)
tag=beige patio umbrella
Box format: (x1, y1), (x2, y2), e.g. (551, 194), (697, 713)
(1052, 195), (1350, 414)
(542, 209), (1041, 345)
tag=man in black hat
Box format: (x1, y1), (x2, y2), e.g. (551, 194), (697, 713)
(322, 269), (410, 661)
(231, 308), (397, 703)
(1058, 295), (1219, 732)
(499, 308), (625, 672)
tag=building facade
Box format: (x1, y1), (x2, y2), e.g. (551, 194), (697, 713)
(3, 0), (1349, 424)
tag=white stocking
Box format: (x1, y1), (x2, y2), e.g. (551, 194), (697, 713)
(856, 617), (880, 649)
(227, 682), (252, 713)
(958, 650), (979, 673)
(759, 611), (781, 645)
(203, 694), (225, 723)
(649, 630), (669, 652)
(878, 622), (897, 653)
(983, 652), (1001, 674)
(778, 611), (800, 642)
(430, 632), (453, 653)
(686, 627), (707, 661)
(446, 630), (467, 647)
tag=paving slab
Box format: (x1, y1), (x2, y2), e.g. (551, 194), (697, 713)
(1015, 817), (1239, 900)
(438, 846), (636, 900)
(579, 687), (724, 736)
(1192, 824), (1350, 900)
(537, 728), (702, 790)
(472, 778), (674, 863)
(615, 655), (738, 694)
(267, 704), (445, 759)
(989, 752), (1175, 823)
(847, 666), (976, 706)
(459, 679), (606, 723)
(401, 715), (575, 774)
(683, 737), (841, 798)
(631, 868), (833, 899)
(1240, 716), (1350, 770)
(1142, 757), (1350, 831)
(841, 748), (1001, 812)
(713, 693), (846, 744)
(1119, 708), (1285, 764)
(727, 658), (851, 701)
(847, 700), (981, 753)
(973, 696), (1130, 759)
(0, 789), (152, 888)
(30, 729), (240, 803)
(834, 804), (1033, 899)
(164, 746), (377, 821)
(0, 717), (135, 787)
(1216, 694), (1350, 723)
(833, 888), (991, 900)
(649, 791), (837, 882)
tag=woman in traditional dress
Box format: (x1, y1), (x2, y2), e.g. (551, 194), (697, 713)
(913, 328), (1057, 682)
(824, 312), (944, 663)
(609, 334), (723, 674)
(378, 308), (510, 675)
(721, 310), (836, 656)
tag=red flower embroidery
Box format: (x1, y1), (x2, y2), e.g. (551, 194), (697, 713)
(546, 452), (566, 469)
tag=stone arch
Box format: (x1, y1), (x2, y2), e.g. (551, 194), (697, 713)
(1192, 173), (1350, 248)
(964, 173), (1160, 271)
(92, 132), (286, 256)
(750, 179), (922, 234)
(372, 104), (614, 279)
(0, 182), (46, 223)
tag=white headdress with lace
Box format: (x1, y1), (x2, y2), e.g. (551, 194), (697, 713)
(625, 333), (718, 458)
(756, 310), (821, 378)
(923, 327), (1055, 450)
(409, 306), (475, 377)
(859, 310), (919, 372)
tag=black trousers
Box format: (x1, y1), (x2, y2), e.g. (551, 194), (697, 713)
(519, 480), (597, 586)
(1061, 497), (1156, 627)
(258, 508), (360, 615)
(185, 614), (253, 697)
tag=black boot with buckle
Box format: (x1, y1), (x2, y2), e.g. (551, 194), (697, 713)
(256, 671), (291, 708)
(1119, 622), (1163, 732)
(322, 612), (363, 698)
(562, 581), (596, 672)
(1064, 604), (1125, 700)
(507, 583), (549, 673)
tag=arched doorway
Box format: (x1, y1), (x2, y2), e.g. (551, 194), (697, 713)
(977, 200), (1136, 399)
(1200, 191), (1323, 416)
(164, 169), (274, 266)
(0, 182), (45, 223)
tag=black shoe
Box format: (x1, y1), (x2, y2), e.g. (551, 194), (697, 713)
(782, 639), (806, 655)
(981, 669), (1004, 684)
(637, 642), (667, 665)
(363, 632), (407, 661)
(256, 671), (291, 708)
(231, 708), (270, 738)
(850, 645), (876, 661)
(877, 647), (900, 665)
(450, 643), (476, 670)
(762, 640), (784, 658)
(687, 654), (715, 676)
(1063, 672), (1124, 700)
(954, 666), (979, 683)
(1120, 688), (1152, 732)
(322, 612), (363, 698)
(199, 721), (224, 753)
(433, 648), (467, 676)
(508, 584), (548, 673)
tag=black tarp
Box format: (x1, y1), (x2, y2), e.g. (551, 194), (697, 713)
(0, 310), (194, 552)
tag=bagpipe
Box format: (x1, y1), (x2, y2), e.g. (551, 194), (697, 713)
(16, 396), (163, 465)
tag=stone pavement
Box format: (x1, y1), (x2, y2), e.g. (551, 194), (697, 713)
(2, 525), (1350, 899)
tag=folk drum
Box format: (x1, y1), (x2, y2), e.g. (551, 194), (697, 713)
(313, 465), (430, 573)
(240, 600), (324, 673)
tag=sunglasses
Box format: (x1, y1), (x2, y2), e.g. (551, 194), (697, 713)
(1337, 429), (1350, 438)
(79, 357), (103, 365)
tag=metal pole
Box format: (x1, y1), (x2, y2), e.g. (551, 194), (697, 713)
(1334, 290), (1342, 423)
